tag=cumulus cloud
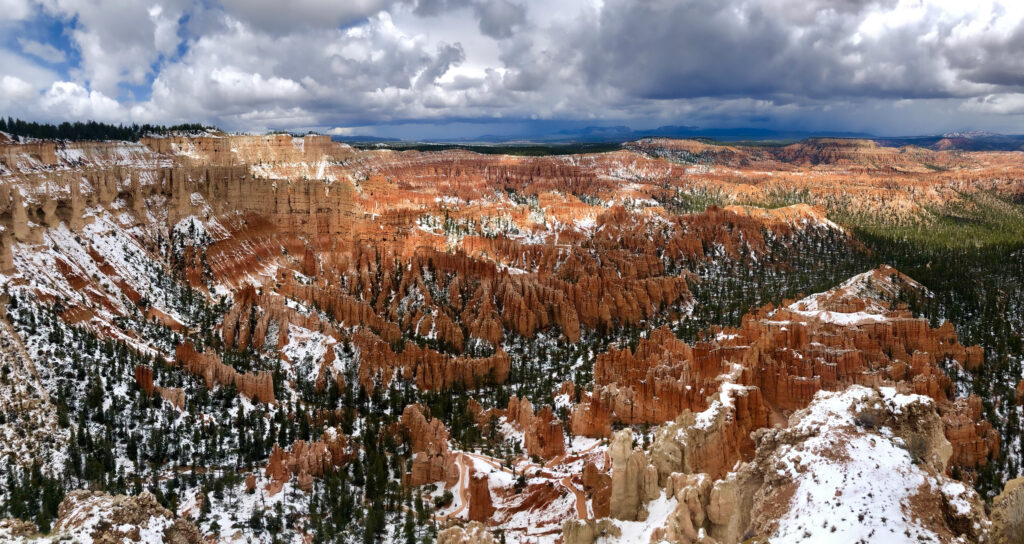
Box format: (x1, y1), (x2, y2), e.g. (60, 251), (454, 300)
(0, 0), (33, 21)
(2, 0), (1024, 133)
(961, 93), (1024, 115)
(40, 81), (125, 122)
(39, 0), (189, 95)
(18, 38), (66, 63)
(0, 75), (36, 103)
(414, 42), (465, 90)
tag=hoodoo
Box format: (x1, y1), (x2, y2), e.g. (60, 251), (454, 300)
(0, 120), (1022, 543)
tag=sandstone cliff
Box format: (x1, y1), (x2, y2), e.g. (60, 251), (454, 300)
(992, 477), (1024, 544)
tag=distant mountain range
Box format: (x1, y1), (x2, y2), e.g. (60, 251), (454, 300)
(541, 124), (873, 143)
(875, 132), (1024, 151)
(332, 125), (1024, 151)
(332, 125), (871, 145)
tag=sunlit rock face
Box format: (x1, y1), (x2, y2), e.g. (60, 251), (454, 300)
(0, 132), (1020, 543)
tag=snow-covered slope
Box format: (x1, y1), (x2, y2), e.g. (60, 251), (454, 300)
(570, 386), (991, 544)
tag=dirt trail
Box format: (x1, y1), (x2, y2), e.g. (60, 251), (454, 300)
(437, 453), (470, 522)
(561, 476), (588, 519)
(467, 452), (508, 473)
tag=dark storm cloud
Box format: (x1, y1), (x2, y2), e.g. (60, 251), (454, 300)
(411, 0), (471, 17)
(472, 0), (525, 39)
(574, 0), (992, 102)
(943, 22), (1024, 88)
(415, 42), (466, 90)
(215, 0), (406, 33)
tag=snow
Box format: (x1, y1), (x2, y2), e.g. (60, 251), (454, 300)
(772, 387), (949, 544)
(281, 323), (335, 383)
(693, 399), (724, 430)
(782, 266), (928, 325)
(553, 393), (572, 411)
(692, 365), (749, 430)
(173, 215), (210, 245)
(574, 216), (597, 233)
(880, 386), (932, 415)
(942, 482), (972, 516)
(566, 436), (604, 457)
(597, 492), (677, 544)
(789, 309), (888, 325)
(185, 474), (312, 544)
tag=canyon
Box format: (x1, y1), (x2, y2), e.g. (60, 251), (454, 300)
(0, 131), (1022, 543)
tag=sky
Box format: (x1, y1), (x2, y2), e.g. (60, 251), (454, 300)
(1, 0), (1023, 139)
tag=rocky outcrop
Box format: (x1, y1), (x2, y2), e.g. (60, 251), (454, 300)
(992, 477), (1024, 544)
(608, 429), (659, 521)
(468, 470), (495, 522)
(221, 284), (341, 352)
(0, 519), (38, 540)
(134, 365), (185, 408)
(582, 461), (612, 519)
(156, 387), (185, 409)
(646, 387), (989, 543)
(562, 519), (621, 544)
(174, 342), (275, 403)
(353, 329), (511, 392)
(565, 386), (991, 544)
(0, 140), (57, 168)
(49, 489), (202, 544)
(941, 395), (1000, 470)
(265, 428), (354, 495)
(505, 396), (566, 460)
(572, 266), (995, 478)
(0, 229), (14, 274)
(134, 364), (154, 395)
(655, 473), (714, 543)
(437, 521), (499, 544)
(401, 404), (458, 487)
(649, 383), (770, 482)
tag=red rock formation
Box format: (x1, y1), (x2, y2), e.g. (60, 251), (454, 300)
(942, 396), (1000, 469)
(570, 267), (995, 477)
(401, 404), (458, 487)
(468, 470), (495, 522)
(582, 461), (611, 519)
(174, 343), (275, 403)
(4, 134), (1021, 536)
(134, 365), (154, 395)
(264, 428), (354, 494)
(222, 283), (340, 351)
(353, 329), (510, 392)
(134, 364), (185, 409)
(505, 396), (566, 460)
